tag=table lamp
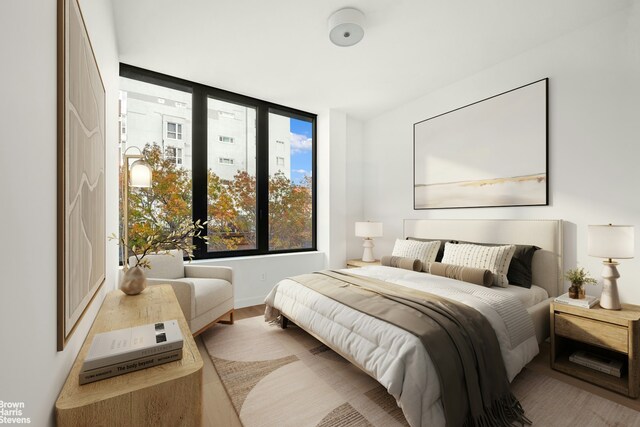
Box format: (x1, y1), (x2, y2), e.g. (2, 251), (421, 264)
(355, 221), (383, 262)
(588, 224), (635, 310)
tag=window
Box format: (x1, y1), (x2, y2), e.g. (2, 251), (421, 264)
(120, 64), (316, 260)
(118, 74), (193, 264)
(218, 157), (235, 165)
(165, 146), (183, 166)
(219, 111), (235, 119)
(165, 146), (177, 162)
(269, 112), (314, 250)
(167, 122), (183, 140)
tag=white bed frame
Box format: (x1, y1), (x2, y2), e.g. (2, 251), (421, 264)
(403, 219), (563, 343)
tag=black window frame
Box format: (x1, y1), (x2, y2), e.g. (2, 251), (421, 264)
(120, 63), (317, 259)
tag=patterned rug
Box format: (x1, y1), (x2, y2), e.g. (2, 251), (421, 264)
(201, 316), (409, 427)
(202, 316), (640, 427)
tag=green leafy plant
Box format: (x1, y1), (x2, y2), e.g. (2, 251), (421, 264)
(110, 218), (208, 269)
(564, 267), (597, 287)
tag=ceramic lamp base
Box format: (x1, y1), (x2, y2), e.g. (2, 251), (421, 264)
(361, 238), (375, 262)
(600, 261), (621, 310)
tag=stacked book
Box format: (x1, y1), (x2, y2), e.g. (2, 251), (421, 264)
(554, 293), (600, 308)
(569, 350), (623, 377)
(80, 320), (184, 385)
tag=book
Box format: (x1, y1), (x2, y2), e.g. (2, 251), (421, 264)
(82, 320), (183, 372)
(79, 348), (183, 385)
(569, 350), (623, 377)
(554, 293), (599, 308)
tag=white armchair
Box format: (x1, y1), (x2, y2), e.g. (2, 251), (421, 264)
(131, 250), (234, 335)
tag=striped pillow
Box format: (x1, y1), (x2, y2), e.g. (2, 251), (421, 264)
(441, 242), (516, 287)
(391, 239), (440, 272)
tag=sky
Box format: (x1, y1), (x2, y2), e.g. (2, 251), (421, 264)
(289, 118), (313, 184)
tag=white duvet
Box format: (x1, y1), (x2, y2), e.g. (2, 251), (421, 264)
(264, 266), (539, 427)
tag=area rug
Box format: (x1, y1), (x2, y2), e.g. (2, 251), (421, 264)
(201, 316), (409, 427)
(202, 316), (640, 427)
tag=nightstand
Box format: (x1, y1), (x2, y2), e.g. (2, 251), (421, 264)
(550, 302), (640, 398)
(346, 259), (381, 269)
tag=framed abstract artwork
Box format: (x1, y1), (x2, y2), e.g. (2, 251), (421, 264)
(57, 0), (106, 350)
(414, 78), (548, 210)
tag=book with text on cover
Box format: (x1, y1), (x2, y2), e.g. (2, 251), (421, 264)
(554, 293), (600, 309)
(79, 348), (183, 384)
(82, 319), (183, 372)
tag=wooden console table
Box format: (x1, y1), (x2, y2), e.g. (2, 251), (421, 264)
(56, 285), (203, 426)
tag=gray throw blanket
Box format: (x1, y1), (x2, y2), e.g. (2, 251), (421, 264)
(288, 270), (530, 427)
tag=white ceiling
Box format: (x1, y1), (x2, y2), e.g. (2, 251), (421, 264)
(111, 0), (630, 120)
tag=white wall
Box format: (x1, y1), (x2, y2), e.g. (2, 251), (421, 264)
(361, 6), (640, 303)
(317, 109), (350, 268)
(346, 117), (365, 260)
(196, 252), (325, 308)
(0, 1), (120, 425)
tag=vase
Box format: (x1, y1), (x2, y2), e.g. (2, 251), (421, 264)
(120, 265), (147, 295)
(568, 283), (580, 299)
(578, 286), (585, 299)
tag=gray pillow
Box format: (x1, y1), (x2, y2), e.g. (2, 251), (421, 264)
(429, 262), (494, 287)
(380, 255), (423, 272)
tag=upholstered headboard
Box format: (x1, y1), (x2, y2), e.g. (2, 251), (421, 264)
(403, 219), (564, 297)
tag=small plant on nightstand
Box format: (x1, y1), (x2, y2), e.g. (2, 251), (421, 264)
(564, 267), (597, 299)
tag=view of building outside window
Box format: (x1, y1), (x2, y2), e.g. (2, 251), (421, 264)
(118, 77), (193, 262)
(207, 98), (258, 251)
(119, 76), (314, 259)
(268, 112), (313, 250)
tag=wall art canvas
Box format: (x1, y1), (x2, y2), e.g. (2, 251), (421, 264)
(57, 0), (106, 350)
(414, 79), (548, 209)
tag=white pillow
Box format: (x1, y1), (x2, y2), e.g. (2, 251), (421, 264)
(391, 239), (441, 272)
(441, 242), (516, 287)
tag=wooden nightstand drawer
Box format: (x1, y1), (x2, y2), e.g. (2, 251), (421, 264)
(555, 312), (628, 353)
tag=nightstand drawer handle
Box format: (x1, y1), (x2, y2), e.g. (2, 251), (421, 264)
(555, 313), (628, 353)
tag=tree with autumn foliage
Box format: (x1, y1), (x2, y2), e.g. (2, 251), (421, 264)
(123, 143), (313, 257)
(268, 172), (312, 250)
(122, 143), (193, 259)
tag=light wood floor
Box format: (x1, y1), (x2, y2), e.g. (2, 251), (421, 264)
(197, 305), (640, 427)
(199, 305), (264, 427)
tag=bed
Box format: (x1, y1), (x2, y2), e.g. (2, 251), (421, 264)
(265, 219), (563, 427)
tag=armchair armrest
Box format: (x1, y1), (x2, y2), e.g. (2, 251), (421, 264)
(146, 278), (196, 322)
(184, 265), (233, 283)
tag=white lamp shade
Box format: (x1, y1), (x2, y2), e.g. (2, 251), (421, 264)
(355, 221), (383, 238)
(588, 225), (634, 259)
(130, 160), (152, 188)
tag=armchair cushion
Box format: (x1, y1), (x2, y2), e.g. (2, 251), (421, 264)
(190, 278), (233, 317)
(184, 265), (233, 282)
(130, 249), (185, 279)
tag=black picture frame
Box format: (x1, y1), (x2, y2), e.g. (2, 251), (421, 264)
(413, 78), (548, 210)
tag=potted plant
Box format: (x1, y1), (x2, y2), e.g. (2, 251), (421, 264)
(564, 267), (597, 299)
(110, 219), (208, 295)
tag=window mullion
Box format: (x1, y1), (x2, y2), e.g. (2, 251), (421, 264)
(256, 104), (269, 254)
(192, 85), (208, 257)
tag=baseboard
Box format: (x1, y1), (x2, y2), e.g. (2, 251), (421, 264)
(235, 295), (267, 309)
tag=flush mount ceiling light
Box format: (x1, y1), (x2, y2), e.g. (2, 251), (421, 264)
(328, 7), (365, 47)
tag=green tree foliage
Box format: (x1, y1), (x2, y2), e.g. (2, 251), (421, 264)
(122, 143), (312, 258)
